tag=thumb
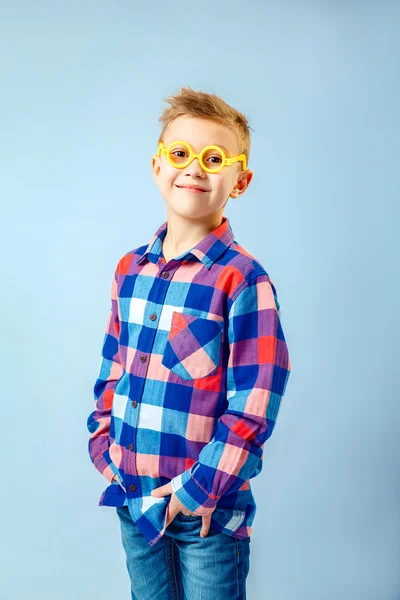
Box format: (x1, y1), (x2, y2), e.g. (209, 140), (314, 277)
(151, 483), (172, 496)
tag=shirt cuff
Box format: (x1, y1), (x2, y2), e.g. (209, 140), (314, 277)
(170, 467), (218, 516)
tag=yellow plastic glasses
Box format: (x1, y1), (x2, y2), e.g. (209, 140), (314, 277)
(157, 140), (247, 173)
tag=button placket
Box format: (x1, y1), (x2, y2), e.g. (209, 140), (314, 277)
(127, 268), (173, 500)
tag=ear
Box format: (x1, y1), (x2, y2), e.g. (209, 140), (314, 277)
(152, 154), (161, 184)
(229, 169), (253, 199)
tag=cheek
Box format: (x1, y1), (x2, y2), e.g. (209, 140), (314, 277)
(213, 174), (233, 194)
(159, 166), (178, 187)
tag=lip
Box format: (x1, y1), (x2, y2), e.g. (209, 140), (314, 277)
(175, 185), (210, 193)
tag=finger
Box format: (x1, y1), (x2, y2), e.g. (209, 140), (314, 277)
(165, 505), (171, 528)
(151, 482), (172, 497)
(200, 515), (212, 538)
(165, 504), (179, 528)
(167, 496), (181, 523)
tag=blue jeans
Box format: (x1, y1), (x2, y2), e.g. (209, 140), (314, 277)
(116, 505), (251, 599)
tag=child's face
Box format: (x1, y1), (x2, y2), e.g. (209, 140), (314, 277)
(152, 116), (252, 220)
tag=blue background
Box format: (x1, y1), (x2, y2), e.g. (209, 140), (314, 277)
(1, 1), (399, 598)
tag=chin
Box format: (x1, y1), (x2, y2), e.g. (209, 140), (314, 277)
(164, 203), (210, 220)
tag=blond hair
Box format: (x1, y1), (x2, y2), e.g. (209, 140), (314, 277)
(158, 85), (253, 166)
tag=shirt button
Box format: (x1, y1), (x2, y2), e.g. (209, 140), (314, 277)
(150, 313), (157, 321)
(130, 484), (137, 492)
(140, 355), (147, 362)
(128, 444), (134, 451)
(132, 400), (137, 408)
(162, 271), (170, 279)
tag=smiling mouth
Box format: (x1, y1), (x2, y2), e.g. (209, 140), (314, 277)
(175, 185), (210, 193)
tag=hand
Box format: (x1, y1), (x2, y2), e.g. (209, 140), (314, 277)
(151, 482), (215, 538)
(112, 474), (127, 493)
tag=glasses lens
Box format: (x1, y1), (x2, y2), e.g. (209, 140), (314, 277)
(201, 147), (224, 171)
(168, 143), (191, 167)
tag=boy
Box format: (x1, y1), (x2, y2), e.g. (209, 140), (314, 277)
(87, 86), (291, 599)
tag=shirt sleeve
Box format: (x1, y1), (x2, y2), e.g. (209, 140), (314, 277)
(86, 264), (124, 484)
(170, 271), (292, 515)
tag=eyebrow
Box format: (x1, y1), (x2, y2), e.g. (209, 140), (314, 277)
(165, 140), (233, 155)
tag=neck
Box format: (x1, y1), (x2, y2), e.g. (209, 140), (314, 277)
(162, 210), (225, 257)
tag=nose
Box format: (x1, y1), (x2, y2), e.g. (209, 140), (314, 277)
(185, 156), (206, 178)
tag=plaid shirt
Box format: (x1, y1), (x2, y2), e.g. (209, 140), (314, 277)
(87, 216), (291, 547)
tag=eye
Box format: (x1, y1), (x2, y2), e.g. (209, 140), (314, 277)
(170, 148), (190, 163)
(207, 155), (222, 164)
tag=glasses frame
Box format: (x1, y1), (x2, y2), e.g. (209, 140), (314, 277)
(157, 140), (247, 173)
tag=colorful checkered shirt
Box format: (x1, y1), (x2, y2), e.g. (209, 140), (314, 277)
(86, 215), (291, 547)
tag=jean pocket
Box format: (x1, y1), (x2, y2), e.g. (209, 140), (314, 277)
(161, 311), (224, 380)
(177, 512), (202, 521)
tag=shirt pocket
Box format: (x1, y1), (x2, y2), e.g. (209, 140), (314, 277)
(161, 311), (224, 380)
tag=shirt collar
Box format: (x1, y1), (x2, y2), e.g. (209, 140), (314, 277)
(136, 215), (235, 270)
